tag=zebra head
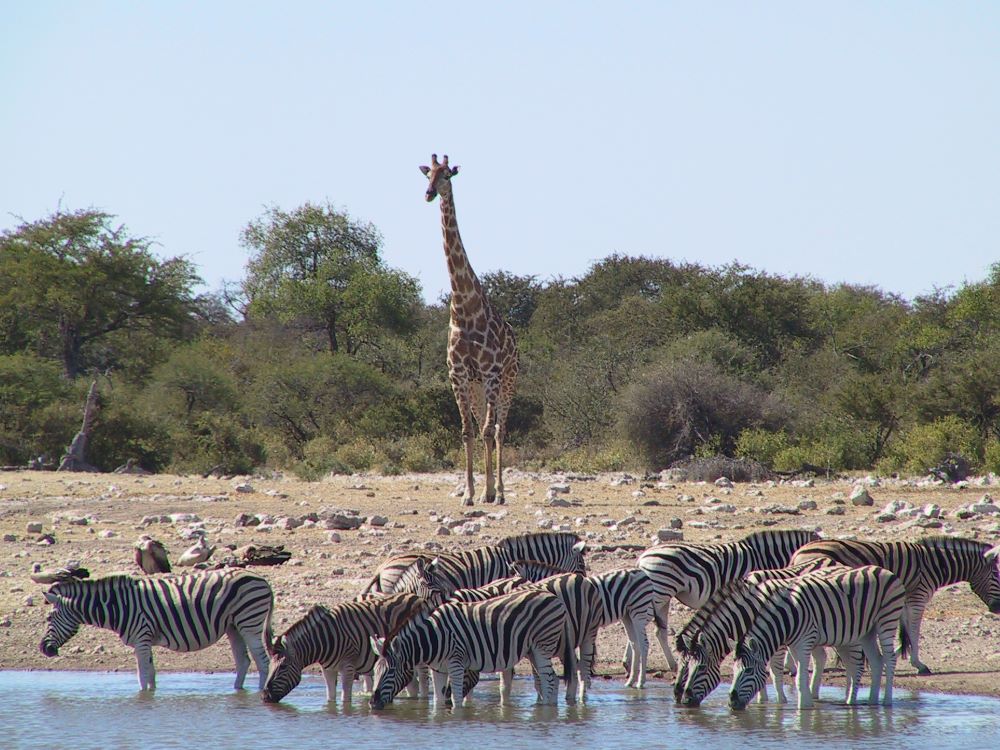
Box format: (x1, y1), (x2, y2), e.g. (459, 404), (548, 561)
(369, 636), (410, 710)
(261, 634), (300, 704)
(977, 545), (1000, 613)
(730, 637), (767, 711)
(411, 557), (446, 607)
(681, 653), (723, 708)
(39, 589), (81, 657)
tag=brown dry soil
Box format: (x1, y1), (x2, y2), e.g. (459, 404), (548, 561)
(2, 469), (999, 697)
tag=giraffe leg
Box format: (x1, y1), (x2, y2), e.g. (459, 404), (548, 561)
(480, 400), (497, 504)
(451, 378), (477, 505)
(494, 375), (515, 506)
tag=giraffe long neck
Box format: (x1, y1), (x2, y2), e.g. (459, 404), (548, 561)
(438, 187), (484, 307)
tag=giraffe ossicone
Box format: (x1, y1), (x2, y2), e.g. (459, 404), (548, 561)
(420, 153), (519, 506)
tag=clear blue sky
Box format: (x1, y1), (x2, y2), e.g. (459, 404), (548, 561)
(3, 2), (998, 303)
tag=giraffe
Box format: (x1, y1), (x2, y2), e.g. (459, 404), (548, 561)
(420, 153), (519, 506)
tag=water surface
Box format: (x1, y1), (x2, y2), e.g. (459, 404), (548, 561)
(3, 671), (998, 750)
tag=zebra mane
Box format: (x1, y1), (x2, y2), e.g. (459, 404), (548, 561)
(498, 531), (582, 551)
(509, 559), (571, 578)
(48, 573), (136, 595)
(916, 535), (989, 553)
(675, 579), (755, 657)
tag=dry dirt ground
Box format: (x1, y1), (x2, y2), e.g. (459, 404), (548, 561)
(2, 468), (1000, 698)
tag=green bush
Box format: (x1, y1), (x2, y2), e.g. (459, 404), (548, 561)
(736, 428), (790, 467)
(984, 439), (1000, 476)
(879, 415), (982, 476)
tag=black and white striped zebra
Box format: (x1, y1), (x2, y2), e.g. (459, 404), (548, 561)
(40, 569), (273, 691)
(674, 559), (843, 706)
(791, 535), (1000, 674)
(634, 528), (820, 670)
(369, 588), (570, 708)
(586, 568), (655, 688)
(446, 560), (572, 605)
(261, 592), (429, 703)
(730, 565), (909, 710)
(362, 532), (586, 597)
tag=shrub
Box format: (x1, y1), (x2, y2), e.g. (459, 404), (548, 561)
(879, 416), (982, 476)
(619, 359), (787, 470)
(736, 428), (790, 467)
(985, 440), (1000, 476)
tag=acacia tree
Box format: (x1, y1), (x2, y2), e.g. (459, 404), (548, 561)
(240, 202), (421, 357)
(0, 209), (199, 378)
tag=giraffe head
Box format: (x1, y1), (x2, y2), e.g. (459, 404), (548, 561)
(419, 153), (459, 202)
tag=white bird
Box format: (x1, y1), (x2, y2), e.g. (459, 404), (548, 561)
(134, 535), (171, 574)
(176, 536), (216, 567)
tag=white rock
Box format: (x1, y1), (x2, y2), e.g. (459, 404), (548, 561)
(656, 528), (684, 542)
(797, 500), (818, 511)
(435, 525), (452, 536)
(549, 483), (571, 494)
(850, 486), (874, 506)
(25, 522), (43, 534)
(233, 482), (254, 493)
(714, 477), (734, 488)
(98, 530), (117, 539)
(537, 518), (553, 530)
(705, 504), (737, 513)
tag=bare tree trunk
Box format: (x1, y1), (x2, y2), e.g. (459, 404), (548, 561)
(58, 379), (100, 472)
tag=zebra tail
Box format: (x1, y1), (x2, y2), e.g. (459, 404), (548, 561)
(560, 626), (574, 684)
(897, 621), (911, 659)
(262, 587), (277, 653)
(360, 571), (383, 596)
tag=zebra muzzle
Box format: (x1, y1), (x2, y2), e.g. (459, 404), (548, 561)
(40, 641), (58, 657)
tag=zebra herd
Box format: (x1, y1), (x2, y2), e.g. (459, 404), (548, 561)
(36, 528), (1000, 711)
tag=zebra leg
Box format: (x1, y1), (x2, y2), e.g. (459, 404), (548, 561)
(577, 635), (596, 703)
(361, 673), (373, 694)
(652, 599), (678, 671)
(836, 646), (860, 705)
(133, 644), (156, 691)
(418, 666), (431, 697)
(430, 669), (449, 706)
(530, 648), (559, 705)
(880, 626), (897, 706)
(501, 668), (514, 704)
(765, 648), (787, 704)
(226, 627), (252, 690)
(241, 627), (271, 691)
(448, 661), (467, 707)
(903, 599), (931, 674)
(322, 665), (339, 702)
(341, 664), (355, 704)
(793, 643), (815, 709)
(861, 634), (883, 706)
(809, 646), (827, 699)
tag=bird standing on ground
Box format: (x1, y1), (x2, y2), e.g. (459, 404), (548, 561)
(134, 535), (171, 574)
(176, 536), (215, 567)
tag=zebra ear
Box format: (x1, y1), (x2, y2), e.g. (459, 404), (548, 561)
(572, 541), (587, 553)
(985, 545), (1000, 561)
(370, 636), (386, 657)
(508, 560), (524, 576)
(43, 591), (59, 604)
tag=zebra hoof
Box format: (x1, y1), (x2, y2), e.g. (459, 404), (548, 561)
(917, 666), (932, 676)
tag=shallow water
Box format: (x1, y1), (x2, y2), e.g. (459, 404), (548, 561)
(4, 671), (1000, 750)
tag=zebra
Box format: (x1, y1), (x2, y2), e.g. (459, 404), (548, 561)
(634, 528), (820, 671)
(369, 588), (570, 708)
(730, 565), (909, 709)
(791, 535), (1000, 674)
(586, 568), (655, 688)
(362, 532), (586, 596)
(446, 566), (601, 703)
(40, 569), (273, 691)
(261, 592), (430, 704)
(673, 559), (844, 707)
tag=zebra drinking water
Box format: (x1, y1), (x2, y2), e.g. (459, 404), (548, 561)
(791, 535), (1000, 674)
(261, 592), (430, 704)
(674, 559), (844, 707)
(729, 565), (909, 710)
(369, 588), (569, 708)
(40, 569), (273, 691)
(634, 528), (820, 671)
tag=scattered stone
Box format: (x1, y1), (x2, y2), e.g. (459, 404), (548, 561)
(25, 522), (43, 534)
(825, 506), (846, 516)
(705, 503), (737, 513)
(537, 518), (553, 529)
(2, 534), (15, 542)
(548, 483), (571, 495)
(609, 474), (635, 486)
(168, 513), (200, 524)
(367, 515), (389, 527)
(24, 595), (34, 607)
(36, 534), (55, 545)
(326, 532), (342, 543)
(679, 494), (695, 503)
(793, 479), (815, 488)
(234, 513), (260, 528)
(324, 514), (363, 531)
(233, 482), (255, 494)
(435, 525), (452, 536)
(850, 486), (874, 507)
(655, 528), (684, 542)
(98, 530), (117, 539)
(669, 518), (683, 529)
(275, 517), (303, 530)
(714, 477), (734, 488)
(548, 497), (574, 508)
(876, 512), (897, 523)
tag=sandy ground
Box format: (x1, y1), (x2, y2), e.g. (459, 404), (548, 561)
(2, 468), (999, 698)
